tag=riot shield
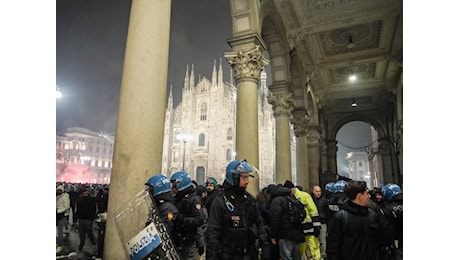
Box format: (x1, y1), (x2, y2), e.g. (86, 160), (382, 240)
(113, 189), (180, 260)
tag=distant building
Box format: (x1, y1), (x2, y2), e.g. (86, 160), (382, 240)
(367, 126), (383, 187)
(56, 127), (113, 184)
(346, 151), (371, 188)
(161, 59), (277, 189)
(56, 61), (282, 188)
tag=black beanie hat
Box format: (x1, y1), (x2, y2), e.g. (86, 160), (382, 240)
(266, 184), (276, 195)
(284, 180), (295, 189)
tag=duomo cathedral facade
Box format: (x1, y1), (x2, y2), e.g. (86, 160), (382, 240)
(161, 59), (280, 189)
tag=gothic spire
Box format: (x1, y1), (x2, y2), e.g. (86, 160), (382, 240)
(168, 84), (174, 110)
(212, 59), (217, 87)
(184, 64), (189, 92)
(190, 64), (195, 90)
(218, 58), (223, 88)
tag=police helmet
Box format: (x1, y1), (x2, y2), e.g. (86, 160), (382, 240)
(225, 159), (254, 186)
(145, 174), (171, 196)
(334, 180), (348, 193)
(205, 177), (218, 187)
(382, 183), (402, 202)
(170, 171), (193, 191)
(325, 182), (336, 193)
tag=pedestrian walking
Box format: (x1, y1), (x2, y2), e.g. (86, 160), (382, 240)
(74, 188), (97, 255)
(56, 185), (70, 254)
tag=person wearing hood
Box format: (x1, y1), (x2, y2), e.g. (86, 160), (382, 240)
(284, 180), (321, 260)
(206, 159), (265, 260)
(267, 183), (305, 260)
(56, 185), (70, 254)
(326, 180), (394, 260)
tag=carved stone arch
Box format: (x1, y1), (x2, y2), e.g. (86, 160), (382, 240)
(260, 7), (292, 88)
(328, 114), (386, 142)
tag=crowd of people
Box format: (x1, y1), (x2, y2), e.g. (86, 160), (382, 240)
(56, 182), (110, 258)
(56, 159), (403, 260)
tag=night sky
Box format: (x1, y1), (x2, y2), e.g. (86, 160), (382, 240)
(56, 0), (232, 134)
(56, 0), (372, 176)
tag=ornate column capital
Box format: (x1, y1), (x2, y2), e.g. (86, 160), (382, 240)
(306, 131), (321, 146)
(378, 137), (393, 155)
(268, 93), (294, 117)
(224, 45), (269, 83)
(290, 116), (308, 137)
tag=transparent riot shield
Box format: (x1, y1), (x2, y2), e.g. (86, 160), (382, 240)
(113, 189), (180, 260)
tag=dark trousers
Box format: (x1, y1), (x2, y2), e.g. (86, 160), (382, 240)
(269, 242), (280, 260)
(78, 219), (96, 251)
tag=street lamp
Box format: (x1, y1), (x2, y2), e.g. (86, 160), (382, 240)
(176, 133), (193, 171)
(56, 85), (63, 99)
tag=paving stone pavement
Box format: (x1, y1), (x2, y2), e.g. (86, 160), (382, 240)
(56, 222), (102, 260)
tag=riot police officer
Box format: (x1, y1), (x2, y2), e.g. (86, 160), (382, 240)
(382, 183), (403, 260)
(206, 159), (265, 260)
(170, 171), (205, 260)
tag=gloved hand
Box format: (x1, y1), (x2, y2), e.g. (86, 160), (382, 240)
(198, 247), (205, 256)
(313, 226), (321, 237)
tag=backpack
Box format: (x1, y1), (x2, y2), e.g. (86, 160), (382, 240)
(286, 195), (306, 224)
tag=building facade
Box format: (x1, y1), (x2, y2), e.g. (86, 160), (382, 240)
(56, 127), (114, 184)
(161, 59), (277, 189)
(346, 151), (371, 188)
(367, 126), (384, 188)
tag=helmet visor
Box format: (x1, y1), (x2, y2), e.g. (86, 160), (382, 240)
(233, 159), (254, 177)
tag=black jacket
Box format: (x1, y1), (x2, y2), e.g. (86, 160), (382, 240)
(326, 192), (347, 224)
(312, 194), (329, 224)
(206, 180), (264, 260)
(173, 186), (205, 241)
(267, 185), (305, 243)
(326, 200), (394, 260)
(154, 192), (179, 236)
(75, 195), (97, 221)
(205, 188), (221, 215)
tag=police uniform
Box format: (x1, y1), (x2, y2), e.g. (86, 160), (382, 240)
(206, 181), (264, 260)
(173, 187), (205, 260)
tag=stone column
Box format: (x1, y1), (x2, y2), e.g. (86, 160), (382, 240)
(307, 128), (321, 188)
(379, 138), (395, 184)
(291, 114), (309, 189)
(268, 92), (294, 184)
(225, 45), (269, 195)
(104, 1), (171, 259)
(326, 140), (338, 174)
